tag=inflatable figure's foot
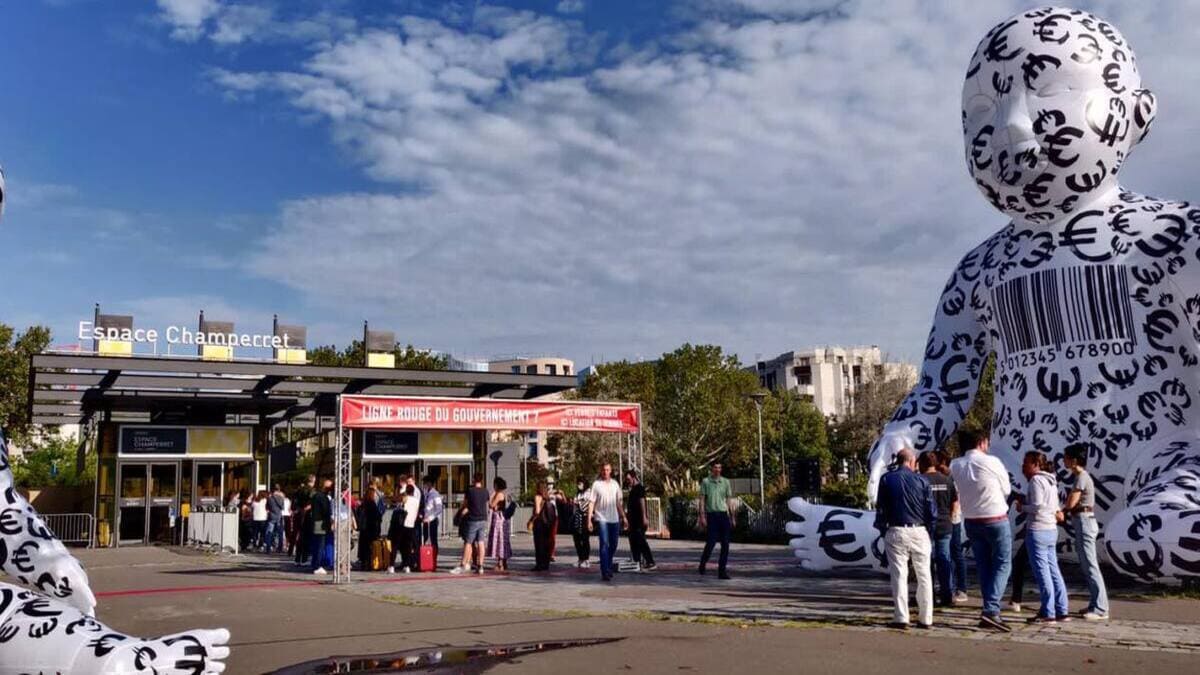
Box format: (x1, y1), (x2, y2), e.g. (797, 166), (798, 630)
(0, 584), (230, 674)
(785, 497), (884, 572)
(101, 628), (231, 674)
(1105, 468), (1200, 583)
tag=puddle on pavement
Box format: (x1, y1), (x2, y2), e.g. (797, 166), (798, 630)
(268, 637), (624, 674)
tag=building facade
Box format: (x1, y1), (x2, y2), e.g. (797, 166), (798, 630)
(488, 356), (575, 466)
(752, 346), (914, 418)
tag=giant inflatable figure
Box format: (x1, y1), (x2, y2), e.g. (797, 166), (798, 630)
(0, 170), (229, 672)
(789, 7), (1200, 584)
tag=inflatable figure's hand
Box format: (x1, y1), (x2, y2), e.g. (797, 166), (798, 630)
(866, 431), (913, 509)
(786, 497), (884, 572)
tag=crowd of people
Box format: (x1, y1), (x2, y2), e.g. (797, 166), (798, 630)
(242, 462), (744, 584)
(234, 435), (1109, 635)
(874, 429), (1110, 632)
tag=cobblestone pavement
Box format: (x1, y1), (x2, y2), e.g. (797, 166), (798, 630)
(338, 535), (1200, 654)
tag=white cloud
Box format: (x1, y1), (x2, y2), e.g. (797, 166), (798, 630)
(155, 0), (355, 46)
(185, 1), (1200, 363)
(156, 0), (221, 41)
(556, 0), (585, 14)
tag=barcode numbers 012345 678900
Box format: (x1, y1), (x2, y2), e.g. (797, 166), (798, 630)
(991, 264), (1137, 364)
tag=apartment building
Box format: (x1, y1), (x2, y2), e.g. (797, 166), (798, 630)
(488, 356), (576, 465)
(752, 346), (914, 418)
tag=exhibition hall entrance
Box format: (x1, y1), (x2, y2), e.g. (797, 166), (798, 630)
(117, 462), (179, 546)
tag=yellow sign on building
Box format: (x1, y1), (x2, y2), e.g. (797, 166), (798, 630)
(188, 427), (251, 455)
(418, 431), (471, 457)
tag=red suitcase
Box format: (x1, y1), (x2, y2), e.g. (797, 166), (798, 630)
(419, 524), (436, 572)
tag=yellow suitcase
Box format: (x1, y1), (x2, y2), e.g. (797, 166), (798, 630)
(370, 538), (392, 570)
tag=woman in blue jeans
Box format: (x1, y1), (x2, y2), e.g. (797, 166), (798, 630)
(1017, 451), (1069, 623)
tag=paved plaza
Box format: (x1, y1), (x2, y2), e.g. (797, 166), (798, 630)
(67, 534), (1200, 672)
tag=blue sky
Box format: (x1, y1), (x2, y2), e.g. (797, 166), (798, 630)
(3, 1), (1200, 366)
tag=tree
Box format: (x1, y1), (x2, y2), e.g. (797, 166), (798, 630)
(651, 344), (761, 474)
(0, 323), (51, 445)
(763, 389), (830, 477)
(827, 370), (913, 475)
(11, 431), (95, 488)
(308, 340), (449, 370)
(577, 359), (656, 406)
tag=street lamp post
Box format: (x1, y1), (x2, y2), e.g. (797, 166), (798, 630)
(747, 391), (768, 502)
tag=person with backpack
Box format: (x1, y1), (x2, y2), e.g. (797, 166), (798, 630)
(530, 482), (558, 571)
(486, 477), (512, 572)
(308, 479), (334, 575)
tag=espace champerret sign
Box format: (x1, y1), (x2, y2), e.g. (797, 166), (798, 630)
(78, 321), (295, 350)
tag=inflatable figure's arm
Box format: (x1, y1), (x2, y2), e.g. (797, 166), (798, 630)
(866, 263), (992, 506)
(0, 431), (97, 616)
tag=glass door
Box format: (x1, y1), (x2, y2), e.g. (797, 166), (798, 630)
(118, 463), (148, 544)
(194, 463), (224, 510)
(148, 463), (179, 545)
(117, 463), (180, 545)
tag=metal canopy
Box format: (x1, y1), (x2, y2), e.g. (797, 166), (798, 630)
(28, 352), (577, 428)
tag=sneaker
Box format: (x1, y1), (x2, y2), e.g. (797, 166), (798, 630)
(475, 567), (484, 575)
(1007, 602), (1022, 613)
(402, 567), (411, 574)
(642, 563), (658, 572)
(886, 622), (909, 630)
(718, 571), (731, 580)
(915, 622), (933, 630)
(979, 614), (1012, 632)
(1056, 615), (1073, 623)
(602, 573), (612, 582)
(1026, 615), (1057, 624)
(582, 561), (591, 569)
(698, 564), (706, 576)
(953, 591), (968, 604)
(387, 566), (395, 574)
(1082, 611), (1109, 621)
(312, 567), (327, 576)
(450, 566), (465, 575)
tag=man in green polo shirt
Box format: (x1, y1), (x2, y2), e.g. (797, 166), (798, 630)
(697, 462), (735, 579)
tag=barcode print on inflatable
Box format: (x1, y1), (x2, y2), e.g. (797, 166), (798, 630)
(992, 265), (1136, 353)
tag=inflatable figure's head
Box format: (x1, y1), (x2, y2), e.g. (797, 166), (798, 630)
(963, 7), (1157, 224)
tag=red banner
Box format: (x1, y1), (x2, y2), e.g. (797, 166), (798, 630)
(339, 396), (640, 433)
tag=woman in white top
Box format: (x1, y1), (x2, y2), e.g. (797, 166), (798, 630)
(251, 490), (269, 551)
(1018, 452), (1069, 623)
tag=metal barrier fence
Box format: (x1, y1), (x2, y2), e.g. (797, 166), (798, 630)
(42, 513), (94, 548)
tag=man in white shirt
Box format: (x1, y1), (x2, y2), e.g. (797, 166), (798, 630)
(949, 429), (1013, 633)
(587, 463), (627, 582)
(422, 476), (443, 561)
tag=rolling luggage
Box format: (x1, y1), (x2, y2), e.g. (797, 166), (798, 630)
(370, 537), (392, 571)
(419, 524), (436, 572)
